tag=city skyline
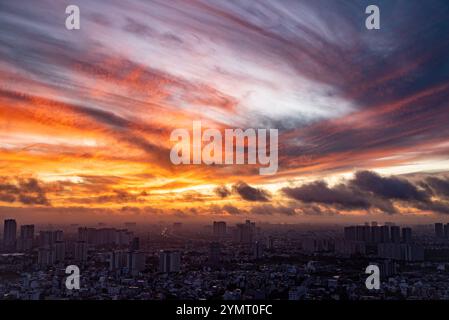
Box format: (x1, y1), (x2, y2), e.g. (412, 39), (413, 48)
(1, 0), (449, 224)
(3, 217), (449, 300)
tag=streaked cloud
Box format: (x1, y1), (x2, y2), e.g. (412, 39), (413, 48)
(1, 0), (449, 221)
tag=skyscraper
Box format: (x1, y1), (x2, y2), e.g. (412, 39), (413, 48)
(54, 241), (66, 262)
(55, 230), (63, 241)
(129, 251), (146, 275)
(213, 221), (227, 238)
(38, 247), (54, 267)
(159, 250), (181, 273)
(235, 220), (255, 244)
(130, 237), (140, 251)
(20, 224), (35, 252)
(109, 250), (129, 271)
(109, 250), (146, 275)
(362, 225), (372, 242)
(253, 241), (265, 259)
(3, 219), (17, 252)
(344, 226), (356, 241)
(74, 241), (88, 262)
(390, 226), (401, 244)
(371, 225), (382, 243)
(380, 225), (390, 243)
(77, 227), (90, 242)
(435, 223), (444, 238)
(266, 236), (274, 250)
(39, 230), (63, 247)
(356, 226), (364, 241)
(402, 227), (412, 243)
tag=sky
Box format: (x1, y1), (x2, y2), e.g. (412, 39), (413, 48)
(0, 0), (449, 224)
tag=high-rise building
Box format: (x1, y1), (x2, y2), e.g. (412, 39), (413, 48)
(213, 221), (227, 238)
(55, 230), (63, 242)
(74, 241), (88, 262)
(378, 243), (423, 261)
(159, 250), (181, 273)
(20, 224), (34, 252)
(115, 229), (133, 246)
(371, 225), (382, 243)
(356, 226), (364, 241)
(344, 226), (356, 241)
(109, 250), (129, 271)
(39, 231), (51, 247)
(109, 250), (146, 275)
(3, 219), (17, 252)
(130, 251), (145, 275)
(402, 227), (412, 243)
(380, 225), (390, 243)
(435, 223), (444, 238)
(235, 220), (255, 244)
(54, 241), (66, 262)
(253, 241), (265, 259)
(362, 226), (371, 242)
(390, 226), (401, 243)
(335, 240), (366, 256)
(345, 224), (394, 244)
(77, 227), (90, 242)
(78, 227), (133, 247)
(352, 225), (372, 242)
(130, 237), (140, 251)
(38, 247), (55, 266)
(39, 230), (63, 247)
(266, 236), (274, 250)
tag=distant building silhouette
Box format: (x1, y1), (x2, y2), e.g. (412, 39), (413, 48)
(74, 241), (88, 262)
(234, 220), (255, 244)
(3, 219), (17, 252)
(435, 223), (444, 238)
(159, 250), (181, 273)
(390, 226), (401, 243)
(130, 237), (140, 251)
(253, 241), (265, 259)
(20, 224), (34, 252)
(213, 221), (226, 238)
(402, 227), (412, 243)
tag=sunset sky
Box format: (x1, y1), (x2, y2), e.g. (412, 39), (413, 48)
(1, 0), (449, 224)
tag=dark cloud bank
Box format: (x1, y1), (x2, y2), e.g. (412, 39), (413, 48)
(282, 171), (449, 215)
(0, 178), (50, 206)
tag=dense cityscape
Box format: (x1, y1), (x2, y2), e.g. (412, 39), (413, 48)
(1, 218), (449, 300)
